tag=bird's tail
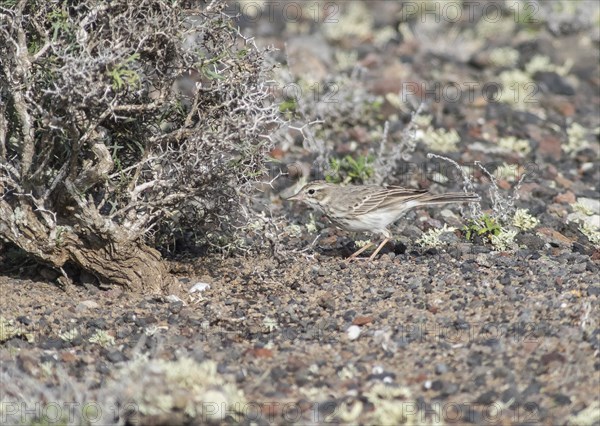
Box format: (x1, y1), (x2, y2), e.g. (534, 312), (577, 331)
(418, 192), (480, 205)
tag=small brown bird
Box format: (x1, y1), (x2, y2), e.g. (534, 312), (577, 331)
(287, 180), (480, 260)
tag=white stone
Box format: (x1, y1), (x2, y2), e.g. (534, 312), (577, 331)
(567, 213), (600, 229)
(347, 325), (361, 341)
(76, 300), (99, 311)
(189, 282), (211, 293)
(578, 197), (600, 215)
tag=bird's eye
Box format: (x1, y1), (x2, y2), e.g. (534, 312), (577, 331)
(307, 189), (315, 195)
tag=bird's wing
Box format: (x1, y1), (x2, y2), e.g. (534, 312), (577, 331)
(352, 187), (428, 215)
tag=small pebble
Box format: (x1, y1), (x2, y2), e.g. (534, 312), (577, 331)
(347, 325), (361, 340)
(189, 282), (211, 293)
(435, 363), (448, 375)
(76, 300), (99, 311)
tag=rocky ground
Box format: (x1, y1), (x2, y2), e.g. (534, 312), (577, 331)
(1, 247), (599, 424)
(1, 1), (600, 425)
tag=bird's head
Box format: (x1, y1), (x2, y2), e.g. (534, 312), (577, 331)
(285, 181), (333, 210)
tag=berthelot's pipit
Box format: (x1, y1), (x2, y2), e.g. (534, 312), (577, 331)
(287, 180), (480, 260)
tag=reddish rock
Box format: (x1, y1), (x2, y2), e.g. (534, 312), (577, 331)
(269, 147), (285, 160)
(537, 227), (574, 245)
(468, 125), (483, 139)
(557, 101), (575, 117)
(352, 316), (374, 326)
(555, 174), (573, 189)
(537, 135), (562, 160)
(320, 235), (340, 246)
(247, 347), (273, 358)
(497, 179), (512, 190)
(61, 351), (77, 363)
(473, 95), (488, 108)
(554, 191), (576, 204)
(370, 77), (404, 96)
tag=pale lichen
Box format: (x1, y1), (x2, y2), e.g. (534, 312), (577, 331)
(59, 328), (80, 342)
(580, 222), (600, 248)
(117, 357), (246, 422)
(489, 47), (520, 67)
(566, 401), (600, 426)
(498, 70), (535, 109)
(0, 316), (34, 343)
(512, 209), (539, 231)
(564, 122), (593, 154)
(417, 224), (457, 248)
(322, 2), (373, 42)
(88, 330), (115, 347)
(365, 383), (418, 425)
(498, 136), (531, 155)
(262, 316), (279, 332)
(525, 54), (572, 77)
(490, 229), (518, 251)
(419, 127), (460, 152)
(495, 163), (519, 182)
(573, 200), (595, 216)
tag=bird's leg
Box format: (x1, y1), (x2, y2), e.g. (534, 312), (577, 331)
(368, 237), (390, 261)
(346, 241), (375, 261)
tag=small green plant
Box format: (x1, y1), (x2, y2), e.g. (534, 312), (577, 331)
(47, 7), (72, 41)
(326, 155), (375, 184)
(279, 98), (297, 114)
(107, 53), (141, 91)
(464, 214), (502, 242)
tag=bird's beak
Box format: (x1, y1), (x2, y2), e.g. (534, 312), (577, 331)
(285, 191), (303, 201)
